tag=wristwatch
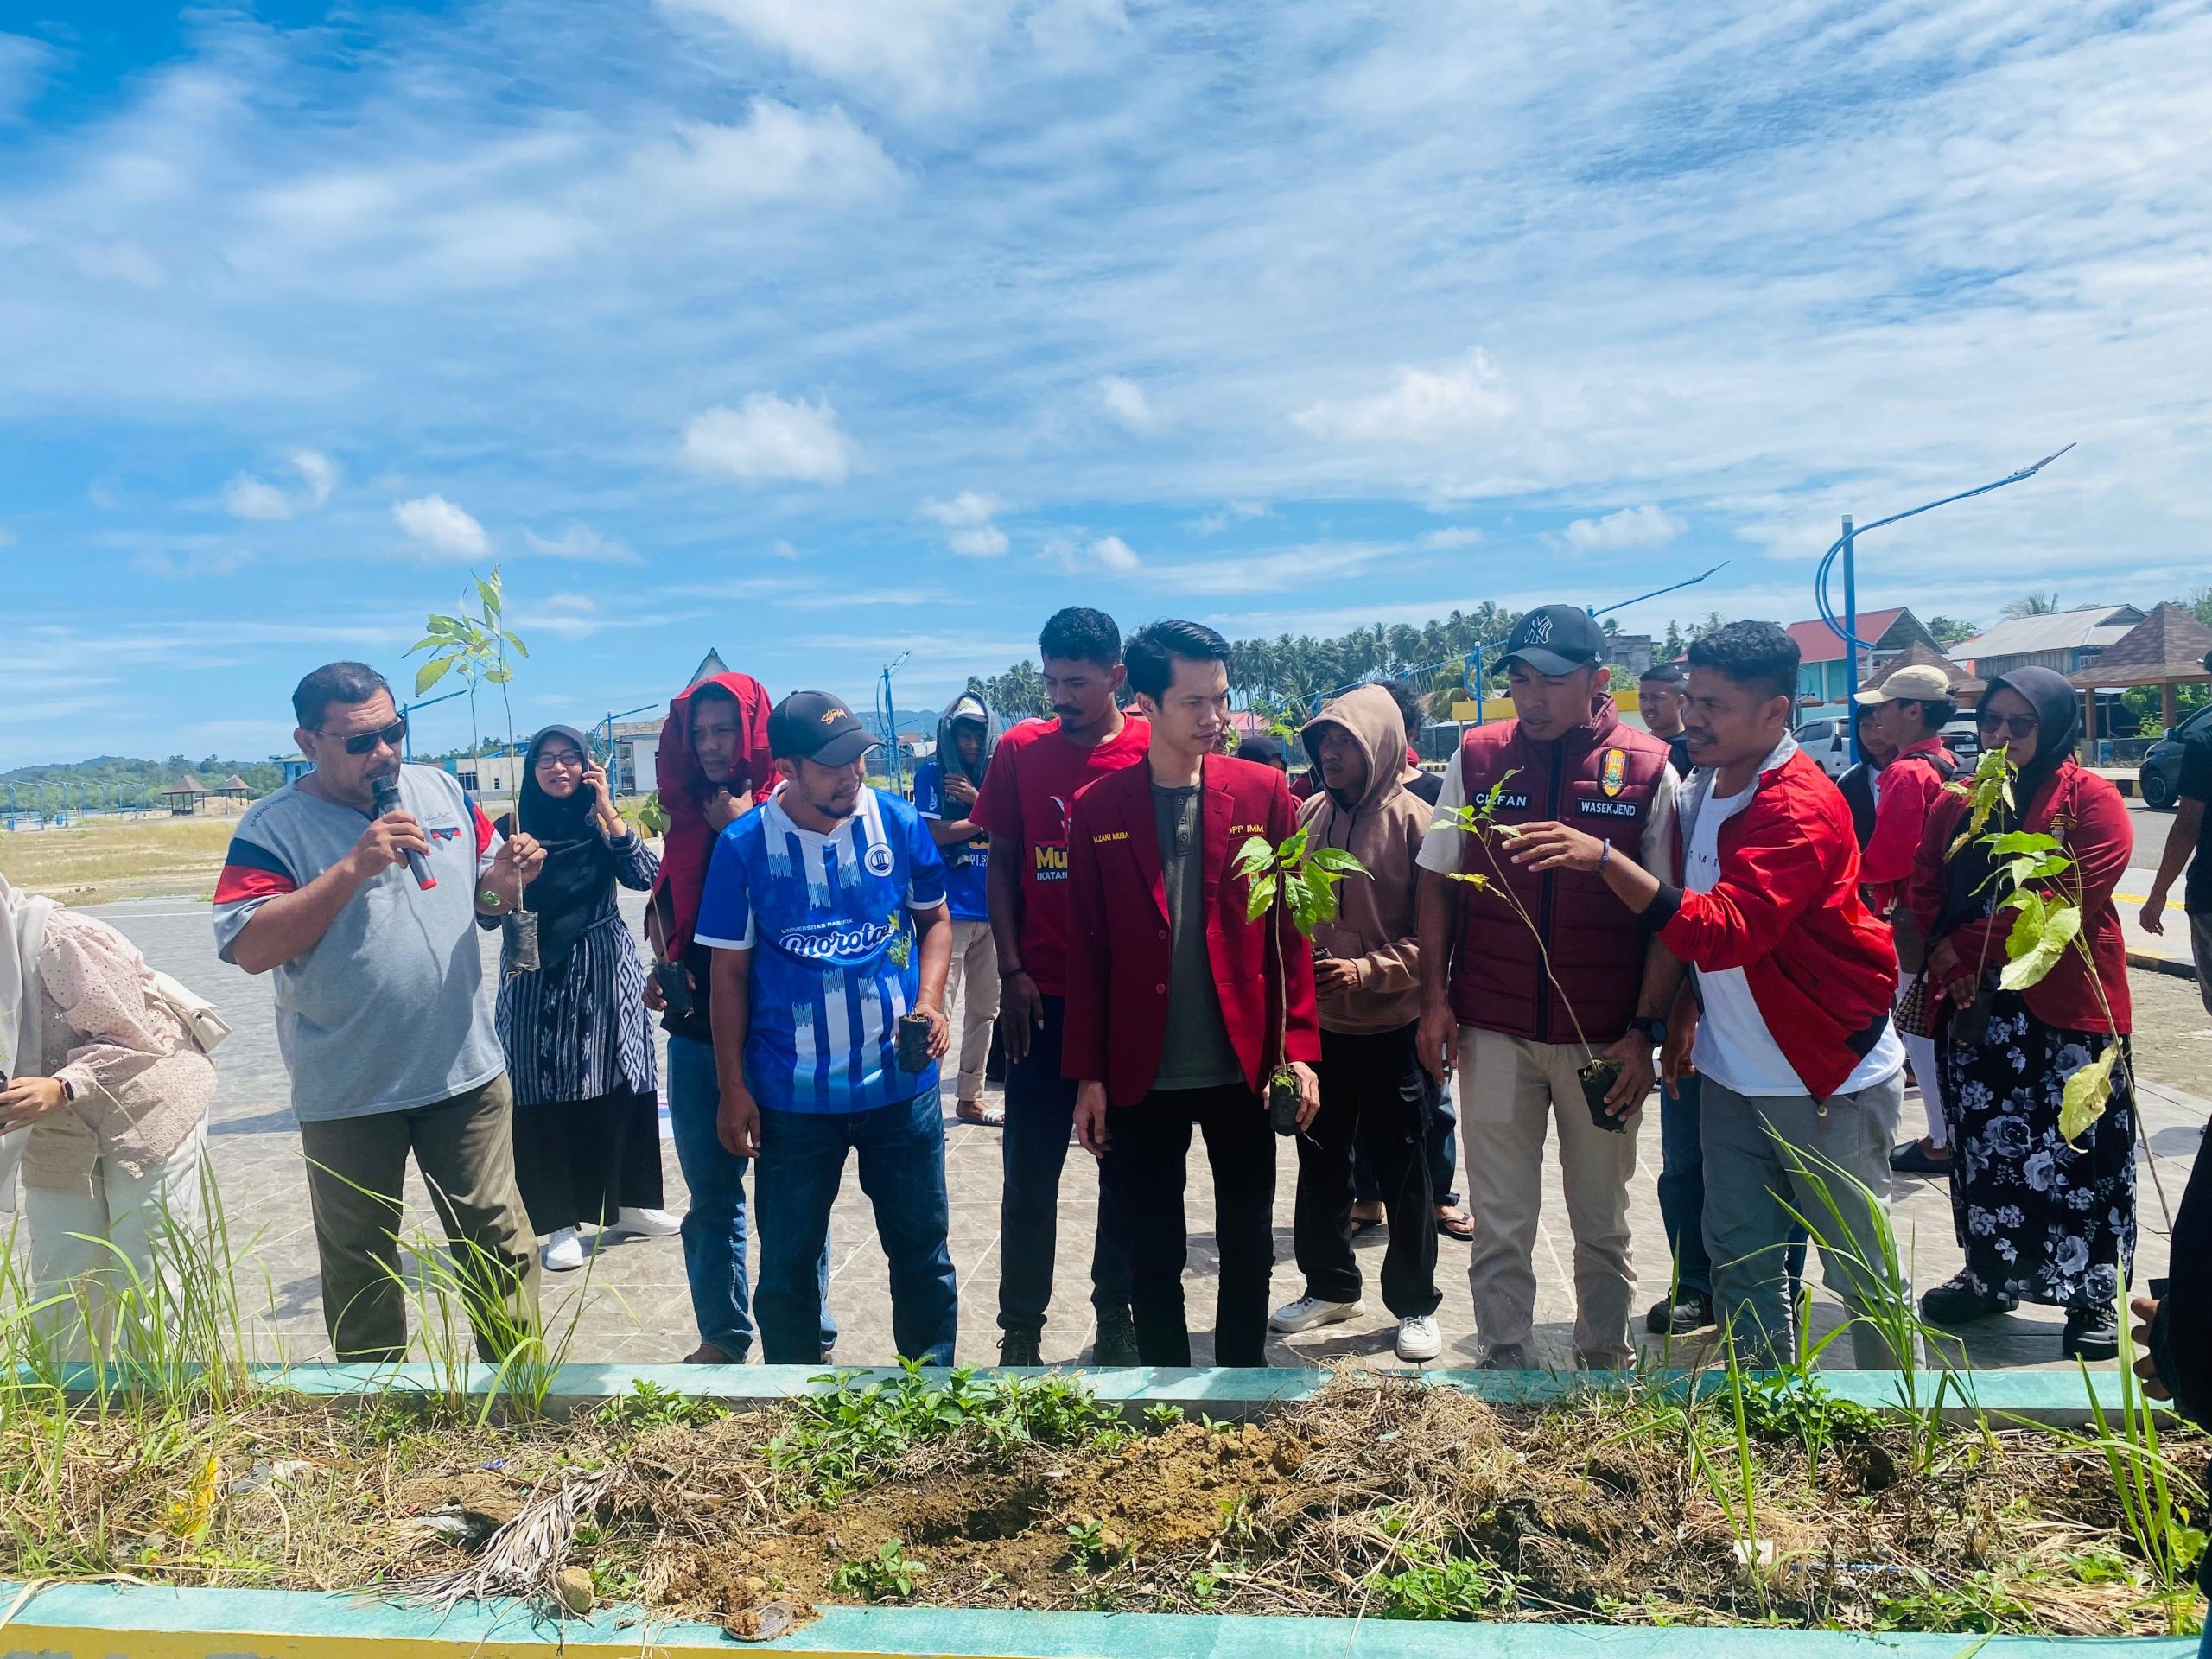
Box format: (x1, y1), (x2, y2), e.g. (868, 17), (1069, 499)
(1631, 1017), (1669, 1047)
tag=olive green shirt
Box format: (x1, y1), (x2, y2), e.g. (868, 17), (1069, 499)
(1149, 783), (1243, 1091)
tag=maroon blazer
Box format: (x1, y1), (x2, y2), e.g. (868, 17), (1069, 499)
(1062, 750), (1322, 1107)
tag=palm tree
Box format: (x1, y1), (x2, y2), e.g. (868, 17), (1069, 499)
(1999, 591), (2061, 620)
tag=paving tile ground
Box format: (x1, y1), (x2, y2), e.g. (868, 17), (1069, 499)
(15, 896), (2205, 1376)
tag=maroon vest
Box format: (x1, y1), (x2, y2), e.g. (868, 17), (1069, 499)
(1449, 698), (1671, 1046)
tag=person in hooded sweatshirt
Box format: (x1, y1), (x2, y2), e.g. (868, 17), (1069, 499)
(1268, 685), (1446, 1363)
(912, 692), (1002, 1124)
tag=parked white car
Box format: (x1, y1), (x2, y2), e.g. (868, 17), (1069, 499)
(1795, 717), (1852, 779)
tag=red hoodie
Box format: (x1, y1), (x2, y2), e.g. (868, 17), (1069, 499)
(646, 670), (774, 960)
(1647, 744), (1898, 1101)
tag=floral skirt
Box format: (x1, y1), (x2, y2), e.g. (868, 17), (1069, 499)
(1938, 993), (2135, 1311)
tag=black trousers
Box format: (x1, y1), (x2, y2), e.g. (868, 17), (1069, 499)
(997, 994), (1133, 1334)
(1100, 1083), (1275, 1367)
(510, 1084), (664, 1236)
(1294, 1025), (1440, 1319)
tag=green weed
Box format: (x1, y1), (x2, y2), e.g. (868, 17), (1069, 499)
(1370, 1546), (1515, 1620)
(829, 1537), (925, 1601)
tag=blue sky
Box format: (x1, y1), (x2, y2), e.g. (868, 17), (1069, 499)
(3, 1), (2209, 765)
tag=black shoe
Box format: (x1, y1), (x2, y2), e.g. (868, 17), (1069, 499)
(1890, 1139), (1954, 1177)
(2063, 1306), (2119, 1362)
(1644, 1294), (1713, 1336)
(1920, 1271), (2014, 1325)
(998, 1328), (1043, 1367)
(1090, 1307), (1141, 1368)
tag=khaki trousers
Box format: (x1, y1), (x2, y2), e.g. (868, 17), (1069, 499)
(1460, 1027), (1641, 1364)
(298, 1072), (541, 1363)
(946, 918), (1001, 1103)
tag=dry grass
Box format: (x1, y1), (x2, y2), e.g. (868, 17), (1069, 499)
(0, 1373), (2200, 1638)
(0, 813), (241, 904)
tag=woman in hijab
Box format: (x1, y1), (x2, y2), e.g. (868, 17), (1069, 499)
(1, 874), (217, 1357)
(486, 727), (671, 1272)
(1906, 667), (2136, 1360)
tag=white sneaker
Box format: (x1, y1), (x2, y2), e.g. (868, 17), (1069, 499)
(607, 1206), (682, 1238)
(1269, 1295), (1363, 1333)
(541, 1228), (587, 1272)
(1395, 1314), (1443, 1363)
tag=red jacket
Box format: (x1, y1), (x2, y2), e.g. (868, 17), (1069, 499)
(647, 670), (775, 958)
(1906, 758), (2132, 1034)
(1858, 736), (1958, 912)
(1062, 752), (1321, 1107)
(1651, 745), (1897, 1101)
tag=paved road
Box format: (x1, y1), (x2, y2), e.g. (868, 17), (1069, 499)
(11, 896), (2199, 1375)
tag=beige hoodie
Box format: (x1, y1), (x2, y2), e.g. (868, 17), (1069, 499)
(1296, 685), (1427, 1034)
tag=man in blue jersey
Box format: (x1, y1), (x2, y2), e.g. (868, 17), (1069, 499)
(912, 692), (1001, 1125)
(697, 691), (960, 1365)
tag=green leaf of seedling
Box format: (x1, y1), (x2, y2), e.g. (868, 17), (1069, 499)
(1306, 846), (1366, 875)
(476, 574), (503, 620)
(1280, 825), (1310, 864)
(1999, 903), (2081, 992)
(501, 630), (530, 658)
(1234, 836), (1275, 879)
(407, 635), (444, 656)
(2056, 1045), (2119, 1146)
(1245, 874), (1278, 923)
(2002, 892), (2044, 955)
(485, 665), (514, 685)
(415, 656), (455, 696)
(1986, 830), (2061, 857)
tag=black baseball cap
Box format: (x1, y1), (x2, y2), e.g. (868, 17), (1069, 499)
(1500, 604), (1606, 676)
(768, 691), (878, 766)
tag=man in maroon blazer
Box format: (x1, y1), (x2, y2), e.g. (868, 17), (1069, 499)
(1065, 620), (1321, 1366)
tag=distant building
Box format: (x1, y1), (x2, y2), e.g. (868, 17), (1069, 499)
(1607, 632), (1656, 675)
(1784, 608), (1945, 718)
(218, 773), (252, 800)
(162, 774), (208, 816)
(281, 754), (312, 786)
(607, 719), (662, 797)
(1956, 606), (2145, 680)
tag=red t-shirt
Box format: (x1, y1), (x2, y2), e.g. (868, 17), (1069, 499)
(975, 713), (1151, 997)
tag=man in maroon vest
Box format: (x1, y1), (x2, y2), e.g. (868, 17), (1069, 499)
(1414, 604), (1681, 1369)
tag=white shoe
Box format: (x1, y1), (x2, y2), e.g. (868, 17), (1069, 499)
(541, 1228), (588, 1272)
(1268, 1294), (1363, 1333)
(1395, 1314), (1443, 1363)
(607, 1206), (682, 1238)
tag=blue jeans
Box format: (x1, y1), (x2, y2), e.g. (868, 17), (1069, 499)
(754, 1088), (958, 1366)
(1357, 1068), (1459, 1207)
(665, 1034), (833, 1360)
(1657, 1072), (1714, 1300)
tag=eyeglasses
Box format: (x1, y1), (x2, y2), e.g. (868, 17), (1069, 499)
(317, 718), (408, 756)
(1975, 710), (2040, 741)
(534, 749), (586, 770)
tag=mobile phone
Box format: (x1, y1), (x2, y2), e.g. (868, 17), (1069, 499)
(653, 959), (694, 1019)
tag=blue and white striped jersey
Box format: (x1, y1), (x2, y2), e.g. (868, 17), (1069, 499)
(694, 787), (949, 1114)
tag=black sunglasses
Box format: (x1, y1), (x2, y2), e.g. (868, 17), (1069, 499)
(1975, 709), (2039, 741)
(318, 718), (409, 756)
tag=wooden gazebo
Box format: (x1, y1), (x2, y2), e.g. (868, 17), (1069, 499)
(1865, 639), (1985, 707)
(218, 772), (252, 800)
(2067, 601), (2212, 752)
(162, 774), (209, 816)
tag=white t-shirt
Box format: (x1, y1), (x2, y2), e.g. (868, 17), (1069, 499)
(1682, 776), (1903, 1099)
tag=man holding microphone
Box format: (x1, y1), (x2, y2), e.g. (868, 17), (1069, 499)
(213, 662), (544, 1363)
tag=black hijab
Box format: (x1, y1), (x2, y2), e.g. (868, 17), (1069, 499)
(511, 725), (617, 967)
(1937, 666), (2083, 938)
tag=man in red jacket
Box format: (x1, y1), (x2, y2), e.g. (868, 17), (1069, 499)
(1511, 621), (1913, 1370)
(1065, 620), (1319, 1366)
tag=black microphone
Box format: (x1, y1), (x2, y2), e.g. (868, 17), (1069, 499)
(371, 775), (436, 890)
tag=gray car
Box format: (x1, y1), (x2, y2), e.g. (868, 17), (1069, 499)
(2139, 703), (2212, 810)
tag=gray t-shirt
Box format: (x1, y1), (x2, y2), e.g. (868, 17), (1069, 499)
(212, 765), (506, 1122)
(1149, 783), (1243, 1092)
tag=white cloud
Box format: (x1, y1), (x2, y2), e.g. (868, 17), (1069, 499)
(224, 449), (337, 521)
(0, 32), (48, 124)
(522, 524), (641, 563)
(1420, 526), (1484, 550)
(1043, 533), (1140, 574)
(0, 526), (15, 548)
(919, 490), (1007, 527)
(392, 493), (493, 559)
(130, 549), (252, 580)
(681, 394), (854, 486)
(949, 525), (1010, 558)
(657, 0), (1007, 111)
(1293, 350), (1520, 446)
(541, 592), (599, 613)
(1560, 505), (1686, 553)
(1096, 374), (1155, 432)
(633, 101), (896, 208)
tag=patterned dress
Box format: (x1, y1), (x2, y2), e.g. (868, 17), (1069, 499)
(1940, 992), (2136, 1312)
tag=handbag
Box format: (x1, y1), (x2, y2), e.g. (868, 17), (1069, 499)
(149, 970), (229, 1055)
(1893, 972), (1934, 1041)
